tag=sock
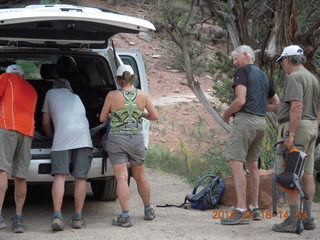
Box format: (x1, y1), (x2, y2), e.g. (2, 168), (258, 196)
(14, 215), (22, 220)
(121, 211), (129, 217)
(289, 205), (298, 218)
(303, 201), (312, 219)
(73, 213), (82, 219)
(53, 211), (63, 220)
(144, 205), (151, 209)
(249, 205), (259, 210)
(236, 208), (246, 212)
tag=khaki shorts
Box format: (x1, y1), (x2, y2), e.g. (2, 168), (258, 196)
(276, 120), (317, 174)
(0, 128), (32, 179)
(226, 112), (266, 162)
(107, 133), (145, 165)
(51, 147), (93, 178)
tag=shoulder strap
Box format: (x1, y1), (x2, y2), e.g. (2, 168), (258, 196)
(192, 174), (219, 194)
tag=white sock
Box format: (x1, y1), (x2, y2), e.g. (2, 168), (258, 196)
(236, 208), (247, 212)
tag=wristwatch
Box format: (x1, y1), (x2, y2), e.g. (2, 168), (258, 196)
(285, 131), (295, 137)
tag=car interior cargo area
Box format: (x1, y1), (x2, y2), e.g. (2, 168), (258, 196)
(0, 51), (116, 149)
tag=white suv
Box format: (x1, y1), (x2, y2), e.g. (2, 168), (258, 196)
(0, 4), (154, 200)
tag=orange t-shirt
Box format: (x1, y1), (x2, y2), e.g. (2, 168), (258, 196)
(0, 73), (37, 137)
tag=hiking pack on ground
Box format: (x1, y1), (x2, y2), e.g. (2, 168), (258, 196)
(157, 174), (225, 210)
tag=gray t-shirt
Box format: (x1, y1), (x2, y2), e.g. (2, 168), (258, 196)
(42, 88), (93, 151)
(277, 68), (320, 123)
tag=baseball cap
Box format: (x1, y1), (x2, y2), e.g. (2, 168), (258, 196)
(6, 64), (24, 76)
(116, 64), (134, 77)
(276, 45), (304, 62)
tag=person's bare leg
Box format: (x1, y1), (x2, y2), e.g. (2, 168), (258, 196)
(247, 161), (260, 207)
(13, 177), (27, 216)
(113, 163), (130, 211)
(52, 174), (67, 212)
(74, 178), (87, 214)
(131, 164), (150, 206)
(229, 160), (247, 209)
(0, 171), (8, 214)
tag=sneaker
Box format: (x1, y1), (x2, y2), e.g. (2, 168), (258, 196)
(303, 217), (316, 230)
(112, 214), (132, 227)
(12, 217), (24, 233)
(272, 217), (304, 233)
(249, 208), (262, 221)
(0, 215), (6, 230)
(220, 210), (252, 225)
(51, 217), (65, 231)
(144, 207), (155, 220)
(72, 217), (85, 229)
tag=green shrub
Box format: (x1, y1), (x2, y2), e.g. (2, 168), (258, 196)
(146, 139), (230, 184)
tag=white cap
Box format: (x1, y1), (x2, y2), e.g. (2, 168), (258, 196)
(116, 64), (134, 76)
(6, 64), (24, 76)
(276, 45), (304, 62)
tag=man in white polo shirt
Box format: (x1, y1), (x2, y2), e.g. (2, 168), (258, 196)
(42, 56), (93, 231)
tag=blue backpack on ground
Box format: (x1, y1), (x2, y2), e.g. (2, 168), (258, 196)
(185, 174), (224, 210)
(157, 174), (224, 210)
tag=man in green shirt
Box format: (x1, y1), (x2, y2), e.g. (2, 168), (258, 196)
(273, 45), (320, 233)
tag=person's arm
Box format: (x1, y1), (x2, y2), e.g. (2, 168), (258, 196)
(100, 93), (112, 122)
(222, 85), (246, 124)
(266, 93), (279, 112)
(317, 109), (320, 125)
(142, 95), (159, 121)
(283, 100), (303, 149)
(42, 112), (53, 138)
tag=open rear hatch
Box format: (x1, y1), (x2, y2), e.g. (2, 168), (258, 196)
(0, 4), (155, 49)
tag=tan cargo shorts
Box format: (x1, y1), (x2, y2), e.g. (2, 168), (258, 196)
(0, 128), (32, 179)
(225, 112), (266, 162)
(276, 120), (317, 174)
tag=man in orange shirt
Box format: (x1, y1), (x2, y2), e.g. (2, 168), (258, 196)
(0, 64), (37, 233)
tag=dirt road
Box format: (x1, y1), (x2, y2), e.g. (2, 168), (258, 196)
(1, 168), (319, 240)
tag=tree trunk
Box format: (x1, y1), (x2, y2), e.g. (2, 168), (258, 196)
(180, 34), (232, 133)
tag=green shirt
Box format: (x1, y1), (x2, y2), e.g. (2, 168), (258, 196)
(110, 89), (143, 134)
(277, 68), (320, 123)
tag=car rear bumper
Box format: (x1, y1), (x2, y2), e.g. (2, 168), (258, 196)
(8, 149), (115, 182)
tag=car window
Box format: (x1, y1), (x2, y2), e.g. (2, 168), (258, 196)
(119, 55), (141, 89)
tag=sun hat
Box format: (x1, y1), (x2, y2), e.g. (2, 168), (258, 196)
(116, 64), (134, 76)
(6, 64), (24, 76)
(276, 45), (304, 62)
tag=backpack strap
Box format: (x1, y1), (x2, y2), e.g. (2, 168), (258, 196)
(192, 174), (219, 195)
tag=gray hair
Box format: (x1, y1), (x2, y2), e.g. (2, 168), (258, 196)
(231, 45), (255, 61)
(53, 78), (73, 92)
(287, 55), (307, 65)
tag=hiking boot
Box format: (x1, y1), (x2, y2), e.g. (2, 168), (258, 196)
(112, 214), (132, 227)
(249, 208), (262, 221)
(303, 217), (316, 230)
(144, 207), (155, 220)
(272, 217), (304, 233)
(0, 215), (6, 230)
(51, 217), (65, 231)
(12, 217), (24, 233)
(72, 217), (85, 229)
(220, 210), (252, 225)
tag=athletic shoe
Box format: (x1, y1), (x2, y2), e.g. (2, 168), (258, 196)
(249, 208), (262, 221)
(51, 217), (65, 231)
(272, 217), (304, 233)
(303, 217), (316, 230)
(12, 217), (24, 233)
(220, 210), (252, 225)
(112, 214), (132, 227)
(144, 207), (155, 220)
(0, 215), (6, 230)
(72, 217), (85, 229)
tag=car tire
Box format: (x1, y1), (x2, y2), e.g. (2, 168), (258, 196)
(91, 177), (117, 201)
